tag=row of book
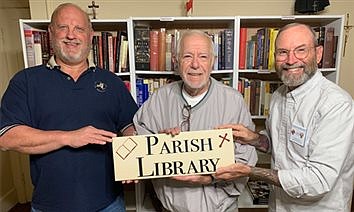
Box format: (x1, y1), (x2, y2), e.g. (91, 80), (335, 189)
(238, 78), (282, 116)
(24, 26), (51, 67)
(23, 25), (129, 73)
(134, 26), (234, 72)
(238, 26), (338, 71)
(91, 31), (129, 73)
(135, 77), (171, 107)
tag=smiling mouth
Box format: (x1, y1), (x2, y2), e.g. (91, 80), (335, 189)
(188, 73), (202, 76)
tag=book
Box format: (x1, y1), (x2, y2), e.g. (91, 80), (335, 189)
(158, 28), (166, 71)
(32, 30), (43, 65)
(114, 31), (127, 72)
(224, 29), (234, 70)
(149, 30), (159, 71)
(239, 28), (247, 69)
(247, 181), (270, 205)
(134, 25), (150, 70)
(322, 27), (335, 68)
(314, 26), (326, 68)
(117, 32), (128, 72)
(267, 28), (279, 70)
(165, 33), (173, 71)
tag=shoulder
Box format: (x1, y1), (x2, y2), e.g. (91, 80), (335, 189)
(10, 65), (47, 83)
(211, 78), (244, 99)
(318, 78), (353, 110)
(152, 80), (182, 97)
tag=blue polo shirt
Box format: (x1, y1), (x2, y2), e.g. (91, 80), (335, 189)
(0, 58), (138, 212)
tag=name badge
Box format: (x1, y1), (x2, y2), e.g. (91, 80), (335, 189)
(289, 124), (306, 147)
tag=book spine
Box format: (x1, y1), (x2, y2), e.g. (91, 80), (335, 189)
(239, 28), (247, 69)
(134, 26), (150, 70)
(149, 30), (159, 71)
(322, 27), (335, 68)
(224, 29), (234, 70)
(158, 28), (166, 71)
(24, 29), (35, 67)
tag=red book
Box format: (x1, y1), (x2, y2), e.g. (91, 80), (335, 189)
(149, 30), (159, 71)
(239, 28), (247, 69)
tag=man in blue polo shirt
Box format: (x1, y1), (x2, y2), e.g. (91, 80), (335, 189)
(0, 3), (137, 212)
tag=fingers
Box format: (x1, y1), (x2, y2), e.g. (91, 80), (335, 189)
(159, 127), (181, 136)
(216, 124), (245, 130)
(172, 174), (211, 185)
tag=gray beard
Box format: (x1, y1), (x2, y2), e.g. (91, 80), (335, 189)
(277, 59), (317, 88)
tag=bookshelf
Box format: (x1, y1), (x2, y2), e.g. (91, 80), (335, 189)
(19, 15), (344, 211)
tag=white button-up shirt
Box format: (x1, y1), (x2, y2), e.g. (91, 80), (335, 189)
(263, 71), (354, 211)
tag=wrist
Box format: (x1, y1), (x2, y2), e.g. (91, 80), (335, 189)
(209, 174), (217, 184)
(252, 134), (269, 152)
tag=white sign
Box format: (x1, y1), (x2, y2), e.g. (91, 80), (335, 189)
(112, 129), (234, 181)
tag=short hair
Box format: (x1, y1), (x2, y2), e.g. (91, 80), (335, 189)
(49, 3), (92, 30)
(176, 30), (215, 61)
(275, 23), (318, 47)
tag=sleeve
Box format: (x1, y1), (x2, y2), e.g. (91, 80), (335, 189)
(0, 71), (31, 136)
(133, 91), (162, 135)
(278, 100), (354, 200)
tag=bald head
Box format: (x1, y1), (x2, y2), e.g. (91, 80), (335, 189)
(275, 23), (317, 49)
(50, 3), (92, 30)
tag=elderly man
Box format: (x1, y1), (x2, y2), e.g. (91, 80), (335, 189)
(134, 29), (257, 212)
(0, 3), (137, 212)
(216, 23), (354, 212)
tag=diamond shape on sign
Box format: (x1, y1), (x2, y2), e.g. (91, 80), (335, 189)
(124, 138), (137, 151)
(115, 138), (137, 160)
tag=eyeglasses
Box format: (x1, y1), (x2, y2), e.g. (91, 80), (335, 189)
(275, 46), (316, 62)
(180, 105), (191, 132)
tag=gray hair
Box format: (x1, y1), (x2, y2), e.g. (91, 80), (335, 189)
(176, 30), (215, 61)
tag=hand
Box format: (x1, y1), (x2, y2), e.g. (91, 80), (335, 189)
(216, 124), (259, 145)
(65, 126), (116, 148)
(159, 127), (181, 136)
(215, 163), (251, 181)
(171, 174), (212, 185)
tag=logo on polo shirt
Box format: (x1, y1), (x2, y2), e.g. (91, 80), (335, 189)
(95, 81), (107, 92)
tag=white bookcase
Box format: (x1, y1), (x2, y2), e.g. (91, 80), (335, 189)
(19, 15), (344, 211)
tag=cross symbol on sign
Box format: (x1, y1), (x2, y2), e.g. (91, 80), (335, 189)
(219, 133), (230, 147)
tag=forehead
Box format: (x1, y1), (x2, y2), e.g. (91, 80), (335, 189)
(181, 34), (210, 52)
(54, 6), (88, 26)
(276, 25), (313, 48)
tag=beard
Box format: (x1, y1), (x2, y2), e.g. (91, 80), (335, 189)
(275, 57), (318, 88)
(53, 39), (91, 64)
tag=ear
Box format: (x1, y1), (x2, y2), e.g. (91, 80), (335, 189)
(315, 45), (323, 64)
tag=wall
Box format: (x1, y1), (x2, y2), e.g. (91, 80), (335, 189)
(0, 0), (30, 210)
(28, 0), (354, 97)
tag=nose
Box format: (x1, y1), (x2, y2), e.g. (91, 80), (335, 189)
(285, 50), (298, 64)
(191, 56), (200, 68)
(65, 27), (76, 39)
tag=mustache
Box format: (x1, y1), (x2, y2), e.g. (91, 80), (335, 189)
(62, 39), (82, 45)
(281, 64), (304, 70)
